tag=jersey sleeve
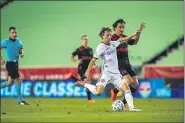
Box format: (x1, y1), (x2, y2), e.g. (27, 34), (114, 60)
(19, 39), (23, 49)
(0, 40), (7, 48)
(127, 39), (136, 45)
(72, 48), (78, 56)
(94, 44), (105, 59)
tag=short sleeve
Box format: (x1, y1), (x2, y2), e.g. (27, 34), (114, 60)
(19, 39), (23, 49)
(94, 44), (105, 59)
(0, 40), (7, 48)
(128, 39), (136, 45)
(72, 48), (78, 56)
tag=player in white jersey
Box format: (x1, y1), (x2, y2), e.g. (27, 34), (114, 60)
(75, 27), (142, 111)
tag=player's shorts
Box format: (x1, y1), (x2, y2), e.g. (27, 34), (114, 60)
(119, 67), (136, 77)
(78, 68), (86, 81)
(6, 61), (19, 79)
(96, 72), (126, 90)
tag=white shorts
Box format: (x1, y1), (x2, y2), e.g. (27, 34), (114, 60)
(96, 72), (126, 90)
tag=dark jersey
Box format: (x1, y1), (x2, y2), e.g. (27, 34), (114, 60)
(111, 34), (136, 69)
(72, 46), (93, 70)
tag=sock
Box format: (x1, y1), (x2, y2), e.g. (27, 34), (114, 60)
(124, 91), (134, 109)
(0, 81), (9, 89)
(122, 96), (127, 105)
(113, 88), (119, 94)
(86, 89), (91, 100)
(84, 83), (96, 95)
(15, 83), (23, 103)
(130, 86), (137, 94)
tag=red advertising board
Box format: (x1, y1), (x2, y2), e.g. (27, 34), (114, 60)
(1, 67), (100, 80)
(143, 65), (184, 79)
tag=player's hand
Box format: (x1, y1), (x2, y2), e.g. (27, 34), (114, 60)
(76, 59), (82, 64)
(139, 22), (145, 30)
(0, 58), (5, 65)
(20, 53), (24, 58)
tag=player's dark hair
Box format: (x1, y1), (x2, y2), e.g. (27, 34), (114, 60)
(99, 27), (111, 39)
(9, 27), (16, 31)
(81, 35), (88, 40)
(112, 19), (126, 31)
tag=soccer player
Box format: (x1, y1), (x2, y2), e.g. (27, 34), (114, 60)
(0, 27), (30, 105)
(111, 19), (145, 109)
(75, 27), (142, 111)
(70, 35), (95, 103)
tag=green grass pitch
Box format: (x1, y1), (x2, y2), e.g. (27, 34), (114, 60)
(1, 98), (184, 122)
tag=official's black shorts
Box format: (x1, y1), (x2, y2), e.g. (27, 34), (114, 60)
(119, 67), (136, 77)
(6, 61), (19, 79)
(78, 68), (86, 81)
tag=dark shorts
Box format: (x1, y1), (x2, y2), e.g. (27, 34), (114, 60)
(78, 68), (86, 81)
(119, 67), (136, 77)
(6, 61), (19, 79)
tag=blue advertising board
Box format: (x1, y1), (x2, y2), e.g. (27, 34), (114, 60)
(0, 80), (106, 98)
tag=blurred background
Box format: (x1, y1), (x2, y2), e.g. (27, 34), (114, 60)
(0, 1), (184, 99)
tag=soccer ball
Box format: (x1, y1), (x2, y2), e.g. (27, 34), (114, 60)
(112, 100), (124, 112)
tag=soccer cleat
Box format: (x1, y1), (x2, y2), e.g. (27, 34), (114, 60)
(19, 101), (30, 105)
(124, 105), (129, 111)
(74, 81), (85, 87)
(64, 73), (73, 80)
(88, 99), (96, 103)
(111, 89), (117, 102)
(129, 107), (143, 112)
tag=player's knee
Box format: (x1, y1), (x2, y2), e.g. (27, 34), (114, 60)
(124, 75), (133, 85)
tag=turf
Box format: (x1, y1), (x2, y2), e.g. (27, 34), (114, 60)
(1, 98), (184, 122)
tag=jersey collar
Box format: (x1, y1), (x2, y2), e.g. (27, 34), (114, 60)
(9, 37), (16, 42)
(101, 42), (110, 45)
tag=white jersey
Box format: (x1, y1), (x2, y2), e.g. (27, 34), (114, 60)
(94, 40), (121, 74)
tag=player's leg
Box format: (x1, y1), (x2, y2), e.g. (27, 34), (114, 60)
(13, 62), (30, 105)
(14, 77), (30, 105)
(121, 68), (138, 107)
(114, 77), (142, 111)
(78, 69), (95, 102)
(75, 73), (110, 96)
(1, 62), (15, 89)
(111, 68), (132, 102)
(0, 76), (14, 89)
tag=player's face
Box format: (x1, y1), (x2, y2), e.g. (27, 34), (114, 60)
(115, 23), (124, 35)
(10, 29), (17, 39)
(103, 31), (112, 43)
(81, 36), (88, 46)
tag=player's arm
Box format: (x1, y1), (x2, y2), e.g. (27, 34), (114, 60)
(85, 58), (97, 81)
(19, 48), (24, 58)
(119, 31), (137, 43)
(70, 48), (82, 64)
(0, 47), (5, 65)
(0, 40), (7, 65)
(134, 22), (145, 44)
(19, 40), (24, 58)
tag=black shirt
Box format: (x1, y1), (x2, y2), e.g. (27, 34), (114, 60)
(111, 34), (136, 68)
(72, 46), (93, 70)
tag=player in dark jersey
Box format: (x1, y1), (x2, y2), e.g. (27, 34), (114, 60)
(69, 35), (95, 103)
(111, 19), (145, 109)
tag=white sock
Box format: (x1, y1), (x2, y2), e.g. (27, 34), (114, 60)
(124, 90), (134, 109)
(84, 83), (96, 95)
